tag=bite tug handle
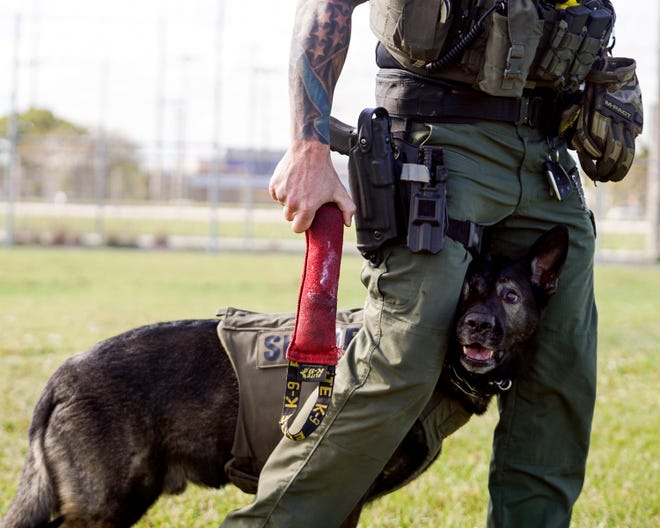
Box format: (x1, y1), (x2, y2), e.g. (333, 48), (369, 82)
(280, 203), (344, 440)
(286, 203), (344, 365)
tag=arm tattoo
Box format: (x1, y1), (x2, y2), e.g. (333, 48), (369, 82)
(290, 0), (362, 143)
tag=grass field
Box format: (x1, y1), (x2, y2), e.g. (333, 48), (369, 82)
(4, 213), (302, 243)
(0, 209), (642, 252)
(0, 247), (658, 527)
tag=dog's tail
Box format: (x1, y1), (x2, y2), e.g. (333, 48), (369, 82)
(1, 383), (59, 528)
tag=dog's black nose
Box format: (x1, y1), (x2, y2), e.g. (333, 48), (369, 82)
(463, 312), (496, 333)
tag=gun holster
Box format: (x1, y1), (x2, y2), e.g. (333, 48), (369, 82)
(347, 108), (401, 263)
(346, 107), (454, 263)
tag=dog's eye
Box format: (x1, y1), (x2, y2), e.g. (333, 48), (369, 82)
(502, 289), (520, 304)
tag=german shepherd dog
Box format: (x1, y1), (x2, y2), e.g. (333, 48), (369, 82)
(1, 226), (568, 528)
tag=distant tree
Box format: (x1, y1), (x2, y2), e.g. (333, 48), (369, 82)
(0, 107), (86, 136)
(0, 107), (147, 201)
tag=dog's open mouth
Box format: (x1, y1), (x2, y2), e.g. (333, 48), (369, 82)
(463, 344), (494, 361)
(460, 344), (498, 373)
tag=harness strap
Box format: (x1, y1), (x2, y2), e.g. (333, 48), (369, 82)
(447, 217), (483, 255)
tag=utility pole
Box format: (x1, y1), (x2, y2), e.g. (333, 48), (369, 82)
(173, 55), (191, 202)
(648, 6), (660, 260)
(6, 15), (21, 248)
(152, 16), (167, 201)
(94, 62), (109, 240)
(29, 0), (41, 107)
(209, 0), (225, 253)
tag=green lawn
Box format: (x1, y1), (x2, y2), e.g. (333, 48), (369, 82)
(0, 211), (636, 251)
(0, 247), (658, 527)
(4, 214), (299, 244)
(0, 211), (358, 246)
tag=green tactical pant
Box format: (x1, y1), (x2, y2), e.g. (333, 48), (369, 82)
(221, 120), (597, 528)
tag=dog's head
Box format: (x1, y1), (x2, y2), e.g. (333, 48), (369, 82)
(455, 225), (569, 377)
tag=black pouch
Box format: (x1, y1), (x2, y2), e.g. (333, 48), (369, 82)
(400, 146), (448, 254)
(567, 7), (613, 83)
(536, 5), (590, 85)
(534, 4), (613, 89)
(347, 108), (401, 262)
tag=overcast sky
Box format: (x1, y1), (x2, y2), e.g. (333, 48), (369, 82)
(0, 0), (656, 163)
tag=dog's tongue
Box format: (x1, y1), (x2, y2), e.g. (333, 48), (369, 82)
(463, 345), (494, 361)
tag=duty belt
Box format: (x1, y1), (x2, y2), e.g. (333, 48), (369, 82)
(375, 69), (557, 130)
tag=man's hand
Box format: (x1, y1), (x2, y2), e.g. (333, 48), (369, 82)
(270, 0), (362, 233)
(270, 140), (355, 233)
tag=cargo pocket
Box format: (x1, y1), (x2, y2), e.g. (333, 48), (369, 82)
(367, 245), (424, 317)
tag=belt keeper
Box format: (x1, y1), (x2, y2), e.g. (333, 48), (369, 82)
(467, 223), (483, 254)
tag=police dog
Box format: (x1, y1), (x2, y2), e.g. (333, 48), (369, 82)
(0, 226), (568, 528)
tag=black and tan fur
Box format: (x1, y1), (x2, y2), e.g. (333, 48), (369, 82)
(1, 226), (568, 528)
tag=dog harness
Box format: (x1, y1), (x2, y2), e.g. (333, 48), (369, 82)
(217, 308), (363, 493)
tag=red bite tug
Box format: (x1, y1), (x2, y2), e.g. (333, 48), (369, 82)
(280, 203), (345, 441)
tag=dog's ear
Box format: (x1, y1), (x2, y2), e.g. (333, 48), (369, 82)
(528, 225), (569, 297)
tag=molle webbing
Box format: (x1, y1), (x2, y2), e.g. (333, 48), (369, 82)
(370, 0), (615, 96)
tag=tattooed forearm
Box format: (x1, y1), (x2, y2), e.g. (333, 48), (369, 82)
(289, 0), (365, 143)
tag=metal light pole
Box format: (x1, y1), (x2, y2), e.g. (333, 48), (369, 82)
(152, 16), (167, 202)
(648, 6), (660, 259)
(5, 15), (21, 248)
(208, 0), (225, 253)
(94, 62), (109, 240)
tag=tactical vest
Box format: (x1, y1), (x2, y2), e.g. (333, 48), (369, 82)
(216, 307), (465, 496)
(370, 0), (615, 97)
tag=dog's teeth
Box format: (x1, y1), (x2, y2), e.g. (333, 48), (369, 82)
(463, 345), (494, 362)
